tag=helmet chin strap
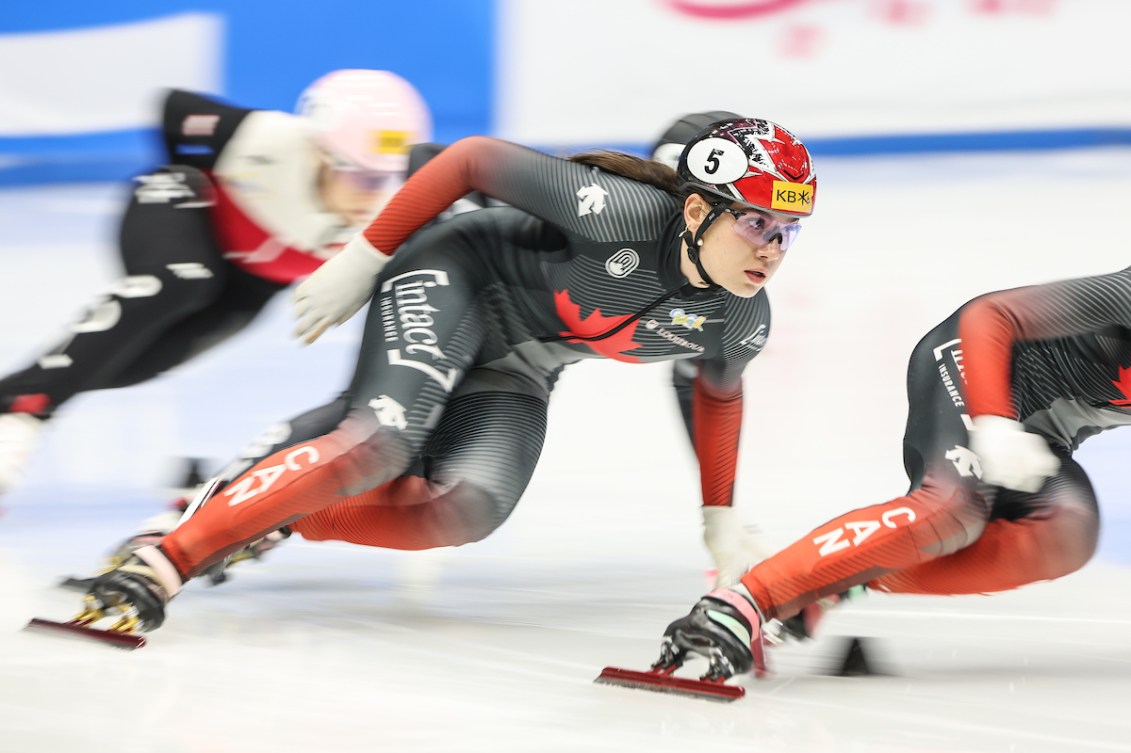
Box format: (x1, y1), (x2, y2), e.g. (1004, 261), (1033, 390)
(679, 205), (724, 292)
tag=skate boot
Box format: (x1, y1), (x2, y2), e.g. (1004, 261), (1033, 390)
(0, 401), (48, 495)
(660, 585), (768, 680)
(83, 546), (183, 632)
(26, 545), (185, 649)
(595, 584), (768, 701)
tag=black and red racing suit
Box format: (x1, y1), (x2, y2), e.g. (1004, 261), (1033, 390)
(737, 269), (1131, 621)
(159, 136), (777, 574)
(0, 89), (352, 416)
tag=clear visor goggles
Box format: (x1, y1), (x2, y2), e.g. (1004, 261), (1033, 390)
(326, 156), (404, 192)
(718, 205), (802, 251)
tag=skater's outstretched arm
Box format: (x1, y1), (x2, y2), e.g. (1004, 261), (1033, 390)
(294, 135), (678, 342)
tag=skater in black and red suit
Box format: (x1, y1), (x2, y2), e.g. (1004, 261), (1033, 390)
(655, 271), (1122, 680)
(96, 111), (759, 585)
(76, 116), (819, 632)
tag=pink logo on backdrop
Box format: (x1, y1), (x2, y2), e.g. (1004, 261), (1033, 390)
(664, 0), (813, 19)
(667, 0), (1055, 20)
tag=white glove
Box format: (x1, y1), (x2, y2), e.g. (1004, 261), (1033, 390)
(702, 506), (772, 588)
(970, 415), (1060, 493)
(293, 234), (389, 344)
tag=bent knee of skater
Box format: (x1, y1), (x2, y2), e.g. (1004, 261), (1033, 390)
(1029, 537), (1095, 582)
(446, 483), (516, 545)
(1045, 507), (1099, 578)
(1056, 542), (1096, 578)
(911, 484), (991, 554)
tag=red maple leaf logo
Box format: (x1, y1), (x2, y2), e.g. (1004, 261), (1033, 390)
(553, 289), (643, 363)
(1111, 365), (1131, 406)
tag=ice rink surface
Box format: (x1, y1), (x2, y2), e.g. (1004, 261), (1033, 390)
(3, 149), (1131, 752)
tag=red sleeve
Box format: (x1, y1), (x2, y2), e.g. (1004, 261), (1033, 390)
(958, 296), (1019, 419)
(692, 375), (743, 507)
(957, 274), (1131, 419)
(959, 275), (1126, 418)
(362, 136), (494, 255)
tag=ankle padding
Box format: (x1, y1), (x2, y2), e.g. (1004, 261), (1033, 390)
(707, 587), (762, 629)
(132, 545), (184, 597)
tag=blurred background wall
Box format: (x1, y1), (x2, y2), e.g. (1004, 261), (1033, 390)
(2, 0), (1129, 185)
(0, 1), (495, 184)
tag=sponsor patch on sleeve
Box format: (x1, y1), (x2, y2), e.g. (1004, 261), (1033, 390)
(770, 181), (813, 213)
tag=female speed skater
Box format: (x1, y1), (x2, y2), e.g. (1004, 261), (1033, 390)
(53, 115), (819, 639)
(0, 70), (430, 498)
(644, 269), (1123, 688)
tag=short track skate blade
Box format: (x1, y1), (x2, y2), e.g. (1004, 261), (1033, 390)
(24, 618), (146, 650)
(594, 666), (744, 702)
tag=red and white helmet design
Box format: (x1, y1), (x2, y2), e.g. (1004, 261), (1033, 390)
(677, 118), (817, 216)
(297, 69), (432, 173)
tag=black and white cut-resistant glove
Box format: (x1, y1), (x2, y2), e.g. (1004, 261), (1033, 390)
(293, 234), (389, 344)
(702, 506), (772, 588)
(970, 415), (1060, 493)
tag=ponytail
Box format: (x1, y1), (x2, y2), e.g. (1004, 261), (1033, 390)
(569, 151), (681, 197)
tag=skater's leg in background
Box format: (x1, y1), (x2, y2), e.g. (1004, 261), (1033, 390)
(100, 264), (284, 389)
(0, 167), (272, 496)
(0, 167), (231, 413)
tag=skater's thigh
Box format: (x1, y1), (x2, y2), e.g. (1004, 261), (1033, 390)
(117, 166), (223, 276)
(106, 267), (283, 387)
(419, 366), (550, 513)
(290, 368), (550, 548)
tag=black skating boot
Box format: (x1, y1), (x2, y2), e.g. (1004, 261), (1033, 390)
(86, 546), (183, 632)
(661, 586), (767, 679)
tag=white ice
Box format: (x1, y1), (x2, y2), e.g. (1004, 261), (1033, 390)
(2, 149), (1131, 753)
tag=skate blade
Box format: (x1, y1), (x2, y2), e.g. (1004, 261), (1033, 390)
(24, 617), (146, 650)
(594, 666), (744, 702)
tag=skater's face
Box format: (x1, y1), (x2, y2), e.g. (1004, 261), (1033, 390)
(681, 194), (798, 298)
(318, 161), (403, 227)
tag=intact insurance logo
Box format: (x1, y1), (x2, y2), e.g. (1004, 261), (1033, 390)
(664, 0), (813, 19)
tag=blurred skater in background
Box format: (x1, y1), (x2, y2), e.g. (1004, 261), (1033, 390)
(0, 69), (431, 499)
